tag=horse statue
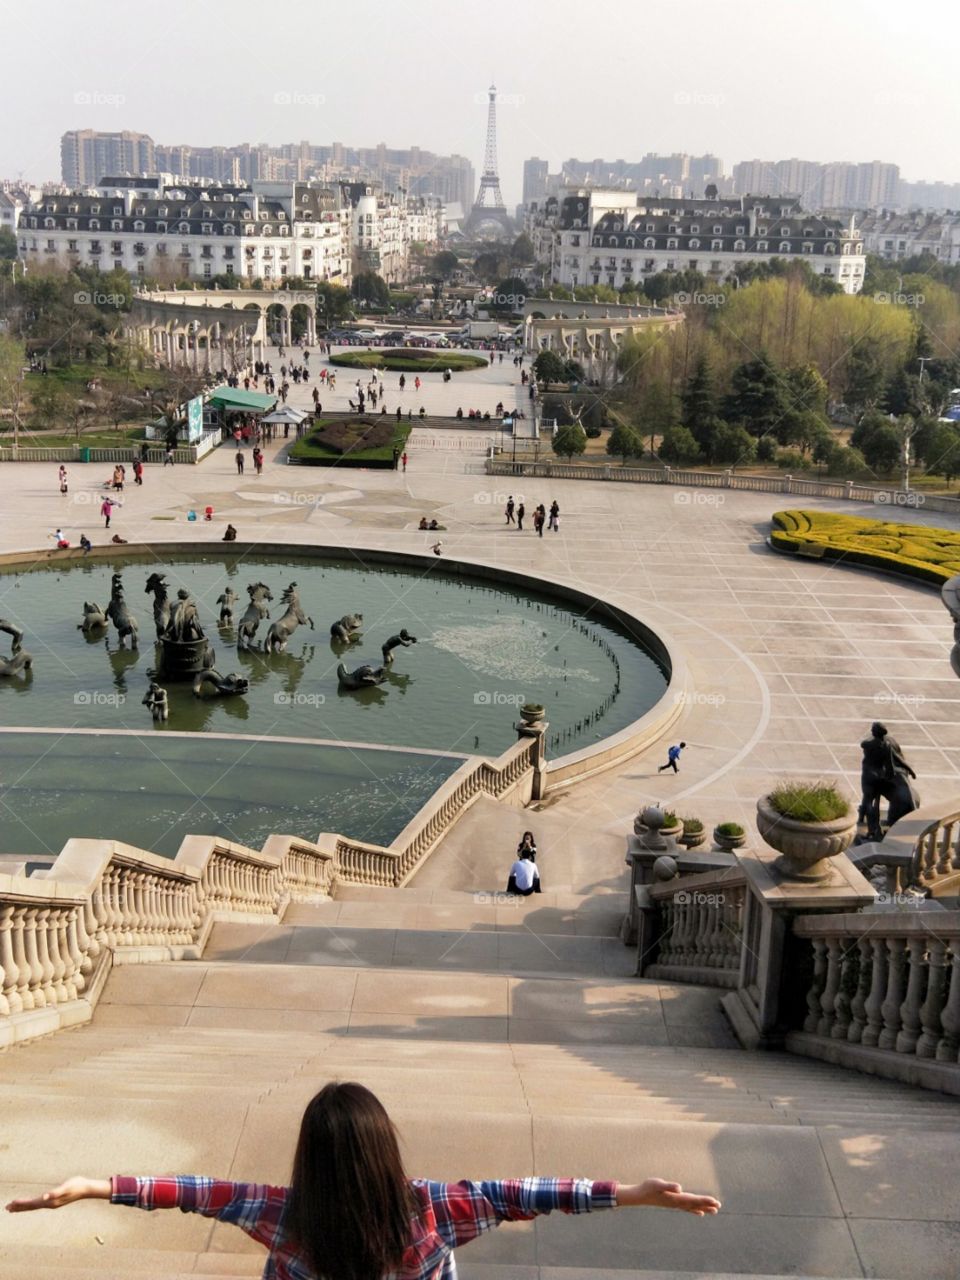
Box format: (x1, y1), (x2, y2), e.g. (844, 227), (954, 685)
(0, 618), (32, 677)
(265, 582), (314, 653)
(237, 582), (273, 651)
(145, 573), (171, 638)
(105, 574), (138, 650)
(381, 629), (417, 664)
(78, 601), (107, 633)
(330, 612), (363, 644)
(142, 682), (169, 721)
(192, 668), (249, 698)
(337, 661), (387, 690)
(217, 587), (239, 624)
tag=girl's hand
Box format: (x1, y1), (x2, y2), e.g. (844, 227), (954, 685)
(5, 1177), (111, 1212)
(636, 1178), (721, 1216)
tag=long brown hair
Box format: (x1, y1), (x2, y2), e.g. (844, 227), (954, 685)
(286, 1082), (414, 1280)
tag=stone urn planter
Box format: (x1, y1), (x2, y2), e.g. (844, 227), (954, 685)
(519, 703), (545, 727)
(756, 793), (856, 882)
(659, 814), (684, 841)
(679, 822), (706, 850)
(713, 824), (747, 852)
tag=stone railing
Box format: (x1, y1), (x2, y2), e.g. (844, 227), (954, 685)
(851, 798), (960, 899)
(0, 443), (207, 465)
(788, 912), (960, 1096)
(637, 868), (747, 989)
(0, 831), (334, 1048)
(327, 738), (539, 889)
(485, 458), (960, 516)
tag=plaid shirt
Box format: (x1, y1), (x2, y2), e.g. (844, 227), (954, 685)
(111, 1174), (619, 1280)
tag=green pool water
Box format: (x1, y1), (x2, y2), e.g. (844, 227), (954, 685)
(0, 552), (668, 857)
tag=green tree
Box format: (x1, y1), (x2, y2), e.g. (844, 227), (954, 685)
(709, 422), (757, 468)
(352, 271), (390, 307)
(844, 341), (886, 412)
(491, 277), (528, 310)
(924, 424), (960, 485)
(883, 368), (921, 417)
(552, 423), (587, 459)
(0, 227), (19, 262)
(510, 233), (535, 264)
(636, 381), (677, 455)
(861, 423), (902, 474)
(28, 378), (68, 431)
(723, 352), (789, 436)
(315, 282), (353, 326)
(432, 250), (459, 279)
(680, 355), (718, 435)
(606, 423), (643, 464)
(658, 426), (701, 466)
(825, 445), (866, 478)
(0, 334), (26, 444)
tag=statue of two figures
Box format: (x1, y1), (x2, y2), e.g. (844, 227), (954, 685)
(858, 722), (920, 843)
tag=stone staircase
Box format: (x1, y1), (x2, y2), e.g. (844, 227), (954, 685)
(1, 884), (957, 1280)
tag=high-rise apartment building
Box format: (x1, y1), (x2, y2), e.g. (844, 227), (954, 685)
(61, 130), (155, 186)
(522, 157), (549, 208)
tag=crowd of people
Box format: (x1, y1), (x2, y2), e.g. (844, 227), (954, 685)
(503, 496), (560, 535)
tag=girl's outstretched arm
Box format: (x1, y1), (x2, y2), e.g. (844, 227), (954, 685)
(6, 1178), (112, 1212)
(617, 1179), (721, 1216)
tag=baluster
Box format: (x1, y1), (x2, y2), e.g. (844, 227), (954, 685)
(20, 909), (43, 1009)
(847, 937), (873, 1043)
(64, 906), (84, 998)
(9, 908), (29, 1012)
(817, 938), (843, 1036)
(659, 903), (676, 965)
(35, 908), (59, 1006)
(917, 939), (948, 1059)
(879, 937), (907, 1050)
(936, 942), (960, 1063)
(896, 938), (927, 1055)
(935, 824), (953, 878)
(861, 936), (889, 1047)
(831, 944), (857, 1040)
(804, 940), (827, 1032)
(47, 909), (70, 1003)
(127, 870), (145, 944)
(0, 905), (20, 1016)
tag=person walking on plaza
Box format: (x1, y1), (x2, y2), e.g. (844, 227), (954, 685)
(235, 450), (245, 475)
(399, 374), (406, 391)
(516, 501), (525, 531)
(548, 499), (560, 531)
(253, 447), (263, 476)
(58, 465), (68, 495)
(401, 452), (408, 473)
(658, 742), (687, 774)
(164, 445), (175, 467)
(505, 495), (515, 524)
(133, 459), (143, 486)
(100, 497), (117, 529)
(112, 466), (124, 493)
(5, 1082), (719, 1278)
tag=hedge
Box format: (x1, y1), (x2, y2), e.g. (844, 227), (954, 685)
(770, 510), (960, 585)
(330, 349), (488, 372)
(289, 418), (413, 468)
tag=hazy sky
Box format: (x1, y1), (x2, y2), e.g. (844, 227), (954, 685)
(3, 0), (957, 202)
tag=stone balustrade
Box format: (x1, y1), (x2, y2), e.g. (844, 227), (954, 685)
(788, 912), (960, 1095)
(637, 868), (747, 989)
(851, 797), (960, 899)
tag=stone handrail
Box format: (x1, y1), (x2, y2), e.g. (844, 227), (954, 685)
(788, 911), (960, 1094)
(0, 831), (334, 1048)
(0, 444), (204, 465)
(637, 867), (747, 989)
(851, 798), (960, 898)
(330, 738), (538, 889)
(485, 458), (960, 516)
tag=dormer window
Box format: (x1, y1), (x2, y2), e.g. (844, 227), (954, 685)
(781, 226), (790, 235)
(713, 224), (722, 234)
(179, 221), (189, 232)
(690, 224), (699, 234)
(133, 220), (145, 231)
(667, 238), (678, 249)
(113, 206), (123, 215)
(156, 221), (166, 233)
(644, 237), (655, 249)
(757, 240), (768, 252)
(136, 206), (146, 216)
(223, 225), (234, 235)
(159, 206), (168, 216)
(44, 217), (54, 228)
(201, 222), (213, 233)
(779, 241), (791, 252)
(711, 239), (722, 251)
(277, 211), (286, 220)
(734, 239), (745, 252)
(646, 223), (655, 232)
(66, 218), (77, 230)
(111, 220), (122, 231)
(90, 204), (100, 214)
(89, 219), (100, 230)
(757, 225), (767, 235)
(68, 203), (79, 214)
(242, 210), (252, 219)
(802, 242), (814, 253)
(263, 225), (272, 235)
(689, 238), (700, 250)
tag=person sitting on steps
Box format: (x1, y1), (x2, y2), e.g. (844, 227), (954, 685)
(506, 849), (541, 896)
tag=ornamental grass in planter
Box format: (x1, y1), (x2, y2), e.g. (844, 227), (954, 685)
(757, 780), (855, 882)
(713, 821), (746, 851)
(679, 816), (706, 849)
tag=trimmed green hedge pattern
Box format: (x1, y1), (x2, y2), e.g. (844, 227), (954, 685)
(330, 349), (488, 372)
(771, 510), (960, 585)
(289, 418), (413, 468)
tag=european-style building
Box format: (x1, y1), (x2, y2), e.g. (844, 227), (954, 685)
(526, 191), (866, 295)
(16, 175), (443, 286)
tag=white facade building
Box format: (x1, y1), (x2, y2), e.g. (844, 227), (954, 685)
(855, 211), (960, 264)
(16, 175), (443, 286)
(528, 190), (866, 295)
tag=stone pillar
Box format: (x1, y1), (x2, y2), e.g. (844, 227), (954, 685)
(516, 706), (548, 802)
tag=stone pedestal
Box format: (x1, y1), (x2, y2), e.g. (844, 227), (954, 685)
(157, 638), (213, 681)
(721, 848), (877, 1049)
(516, 713), (548, 802)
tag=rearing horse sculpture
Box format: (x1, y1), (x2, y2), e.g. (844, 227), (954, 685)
(0, 618), (32, 677)
(145, 572), (171, 638)
(265, 582), (314, 653)
(237, 582), (273, 651)
(106, 574), (138, 650)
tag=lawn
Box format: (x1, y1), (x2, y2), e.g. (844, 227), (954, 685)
(0, 426), (147, 450)
(771, 510), (960, 585)
(289, 417), (413, 468)
(330, 348), (487, 372)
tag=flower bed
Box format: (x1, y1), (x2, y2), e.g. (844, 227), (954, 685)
(330, 349), (488, 372)
(289, 418), (412, 468)
(771, 510), (960, 585)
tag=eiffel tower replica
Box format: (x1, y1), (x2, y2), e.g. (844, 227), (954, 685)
(465, 83), (514, 237)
